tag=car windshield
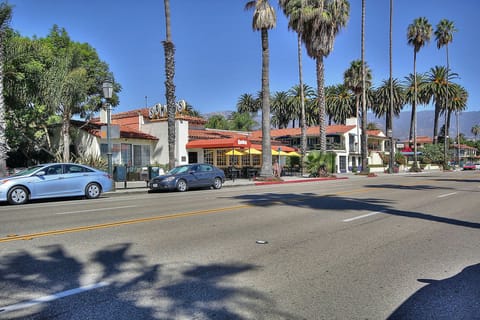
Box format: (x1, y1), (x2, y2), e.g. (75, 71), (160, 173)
(12, 165), (45, 177)
(168, 165), (191, 175)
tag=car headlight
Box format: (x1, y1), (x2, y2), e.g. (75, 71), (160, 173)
(164, 176), (176, 182)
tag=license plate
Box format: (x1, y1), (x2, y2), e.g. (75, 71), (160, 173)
(152, 183), (158, 188)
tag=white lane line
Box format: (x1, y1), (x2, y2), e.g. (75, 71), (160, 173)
(0, 282), (109, 314)
(56, 205), (136, 215)
(343, 211), (383, 222)
(437, 192), (458, 198)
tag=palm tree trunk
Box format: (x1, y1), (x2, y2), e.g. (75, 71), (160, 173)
(388, 0), (394, 173)
(298, 34), (307, 174)
(163, 0), (176, 170)
(316, 58), (326, 152)
(432, 102), (440, 144)
(259, 28), (272, 177)
(361, 0), (368, 173)
(413, 51), (418, 168)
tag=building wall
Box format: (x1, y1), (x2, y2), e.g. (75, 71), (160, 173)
(141, 119), (189, 166)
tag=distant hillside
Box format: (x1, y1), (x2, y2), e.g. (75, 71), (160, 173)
(204, 110), (480, 140)
(368, 110), (480, 140)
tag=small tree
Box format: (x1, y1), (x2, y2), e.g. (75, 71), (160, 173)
(304, 151), (335, 177)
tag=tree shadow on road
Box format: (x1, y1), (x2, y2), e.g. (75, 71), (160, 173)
(0, 243), (299, 319)
(232, 192), (480, 229)
(388, 263), (480, 319)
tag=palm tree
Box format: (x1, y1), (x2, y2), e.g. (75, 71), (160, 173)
(163, 0), (176, 170)
(360, 0), (367, 173)
(344, 59), (372, 158)
(326, 84), (354, 124)
(388, 0), (394, 173)
(299, 0), (350, 152)
(236, 93), (261, 114)
(471, 125), (480, 142)
(245, 0), (276, 178)
(435, 18), (456, 167)
(279, 0), (308, 172)
(288, 84), (315, 127)
(0, 3), (12, 176)
(424, 66), (458, 144)
(407, 17), (432, 170)
(448, 83), (467, 164)
(372, 78), (404, 132)
(271, 91), (291, 129)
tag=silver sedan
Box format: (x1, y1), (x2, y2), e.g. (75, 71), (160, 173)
(0, 163), (113, 205)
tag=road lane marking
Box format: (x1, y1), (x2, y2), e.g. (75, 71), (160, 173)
(56, 205), (137, 215)
(343, 211), (383, 222)
(0, 282), (109, 314)
(0, 204), (252, 243)
(437, 192), (458, 198)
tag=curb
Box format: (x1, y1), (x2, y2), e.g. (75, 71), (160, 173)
(254, 176), (347, 186)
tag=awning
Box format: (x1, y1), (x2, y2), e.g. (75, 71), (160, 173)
(287, 151), (301, 157)
(225, 149), (247, 156)
(247, 148), (262, 155)
(272, 149), (290, 156)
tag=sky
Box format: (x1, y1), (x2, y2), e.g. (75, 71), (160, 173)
(7, 0), (480, 116)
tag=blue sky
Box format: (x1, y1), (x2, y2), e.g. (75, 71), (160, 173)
(8, 0), (480, 115)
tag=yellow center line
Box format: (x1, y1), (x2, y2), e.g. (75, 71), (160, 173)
(0, 204), (251, 243)
(0, 184), (420, 243)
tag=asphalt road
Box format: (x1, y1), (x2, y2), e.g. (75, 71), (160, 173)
(0, 171), (479, 319)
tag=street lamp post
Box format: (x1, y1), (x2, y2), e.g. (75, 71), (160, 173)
(102, 81), (113, 177)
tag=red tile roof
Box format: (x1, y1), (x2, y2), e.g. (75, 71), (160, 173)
(250, 125), (356, 138)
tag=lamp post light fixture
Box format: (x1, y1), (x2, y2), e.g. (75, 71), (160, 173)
(102, 81), (113, 177)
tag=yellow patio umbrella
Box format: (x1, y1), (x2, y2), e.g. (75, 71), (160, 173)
(287, 151), (302, 157)
(248, 148), (262, 155)
(271, 149), (289, 156)
(225, 149), (246, 156)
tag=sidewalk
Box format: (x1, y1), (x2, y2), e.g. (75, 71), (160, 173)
(107, 174), (352, 195)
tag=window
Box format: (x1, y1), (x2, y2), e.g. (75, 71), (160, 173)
(204, 150), (214, 164)
(65, 164), (91, 173)
(46, 164), (63, 175)
(252, 155), (261, 166)
(216, 149), (227, 166)
(242, 154), (250, 166)
(121, 144), (132, 166)
(133, 145), (151, 166)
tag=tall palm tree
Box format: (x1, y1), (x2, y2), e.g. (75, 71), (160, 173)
(245, 0), (276, 177)
(271, 91), (291, 129)
(344, 59), (372, 158)
(326, 84), (354, 124)
(0, 3), (12, 176)
(236, 93), (261, 114)
(388, 0), (394, 173)
(435, 18), (456, 166)
(360, 0), (367, 172)
(300, 0), (350, 152)
(279, 0), (307, 171)
(407, 17), (432, 170)
(163, 0), (176, 170)
(471, 124), (480, 142)
(288, 84), (315, 126)
(448, 83), (467, 164)
(372, 78), (404, 132)
(424, 66), (458, 144)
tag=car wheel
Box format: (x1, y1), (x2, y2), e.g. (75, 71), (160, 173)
(8, 186), (28, 205)
(176, 179), (187, 192)
(213, 177), (223, 189)
(85, 182), (101, 199)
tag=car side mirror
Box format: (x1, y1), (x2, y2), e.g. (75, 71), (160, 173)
(36, 171), (46, 176)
